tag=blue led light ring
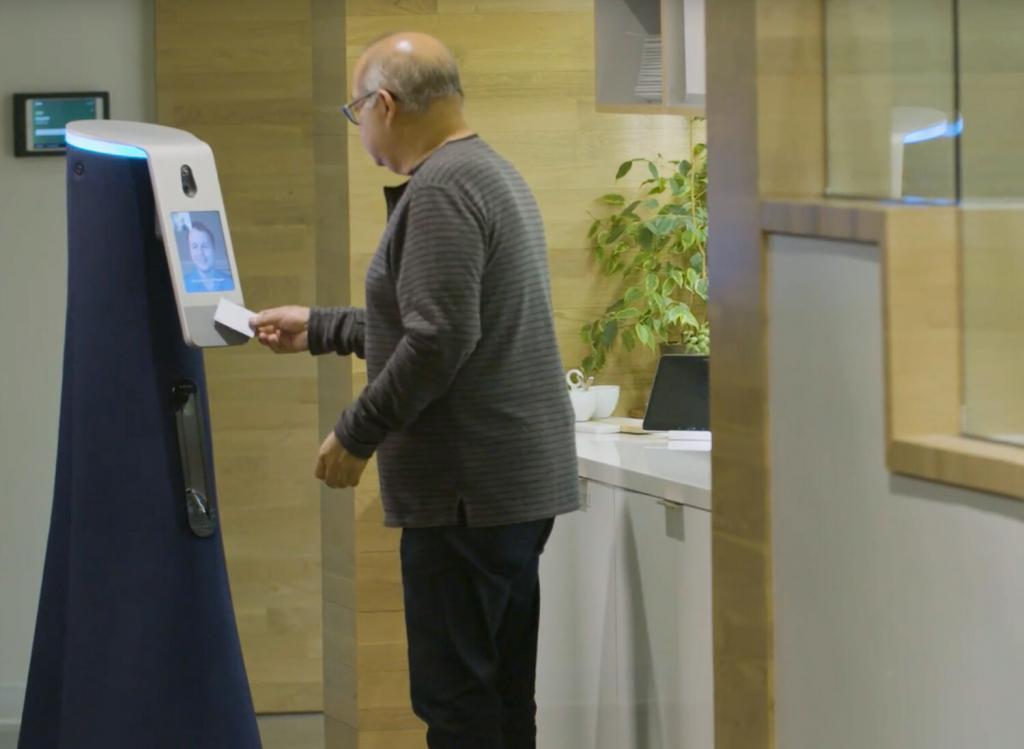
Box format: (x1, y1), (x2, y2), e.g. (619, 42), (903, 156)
(65, 132), (148, 159)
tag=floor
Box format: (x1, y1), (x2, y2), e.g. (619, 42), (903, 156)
(0, 713), (325, 749)
(259, 713), (324, 749)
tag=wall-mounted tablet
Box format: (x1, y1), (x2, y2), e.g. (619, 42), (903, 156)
(65, 120), (248, 348)
(14, 92), (109, 157)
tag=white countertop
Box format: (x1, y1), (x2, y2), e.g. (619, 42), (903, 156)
(574, 431), (712, 512)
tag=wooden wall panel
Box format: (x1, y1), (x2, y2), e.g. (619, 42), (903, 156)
(155, 0), (323, 713)
(312, 1), (358, 746)
(706, 0), (773, 745)
(708, 0), (824, 747)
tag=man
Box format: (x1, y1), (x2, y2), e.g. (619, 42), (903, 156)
(250, 32), (579, 749)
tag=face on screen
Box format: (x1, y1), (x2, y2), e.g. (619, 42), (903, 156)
(189, 226), (215, 272)
(172, 211), (235, 294)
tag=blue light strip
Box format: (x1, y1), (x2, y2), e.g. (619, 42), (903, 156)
(902, 115), (965, 145)
(65, 132), (148, 159)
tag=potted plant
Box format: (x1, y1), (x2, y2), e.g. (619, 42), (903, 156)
(580, 131), (709, 376)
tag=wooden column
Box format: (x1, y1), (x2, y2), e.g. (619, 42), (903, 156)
(706, 0), (824, 746)
(155, 0), (324, 713)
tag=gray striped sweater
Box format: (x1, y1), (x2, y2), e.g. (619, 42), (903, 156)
(308, 136), (580, 528)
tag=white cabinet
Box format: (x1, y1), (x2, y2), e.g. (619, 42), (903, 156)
(538, 480), (713, 749)
(536, 480), (619, 748)
(615, 488), (714, 749)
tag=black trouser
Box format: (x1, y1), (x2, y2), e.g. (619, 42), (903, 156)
(400, 516), (556, 749)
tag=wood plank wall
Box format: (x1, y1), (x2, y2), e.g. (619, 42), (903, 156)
(310, 1), (358, 743)
(329, 1), (698, 745)
(155, 0), (324, 713)
(707, 0), (824, 746)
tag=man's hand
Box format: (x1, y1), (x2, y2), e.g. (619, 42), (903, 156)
(315, 431), (369, 489)
(250, 305), (310, 353)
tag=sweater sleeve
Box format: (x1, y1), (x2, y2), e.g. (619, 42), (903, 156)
(334, 184), (485, 458)
(307, 307), (366, 358)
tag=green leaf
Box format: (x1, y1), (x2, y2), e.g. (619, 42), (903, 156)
(689, 252), (704, 270)
(673, 303), (699, 328)
(605, 220), (626, 244)
(588, 219), (601, 239)
(623, 285), (643, 304)
(622, 200), (642, 216)
(582, 355), (595, 374)
(678, 160), (692, 177)
(647, 161), (659, 180)
(601, 320), (619, 349)
(638, 227), (656, 251)
(653, 317), (666, 339)
(636, 323), (655, 350)
(616, 160), (635, 180)
(694, 143), (707, 156)
(615, 307), (641, 321)
(600, 193), (625, 206)
(579, 322), (593, 344)
(643, 198), (660, 211)
(687, 267), (700, 287)
(645, 273), (660, 295)
(622, 329), (637, 352)
(645, 215), (682, 237)
(695, 277), (709, 300)
(669, 267), (686, 287)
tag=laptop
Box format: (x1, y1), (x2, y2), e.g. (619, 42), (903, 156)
(642, 354), (710, 433)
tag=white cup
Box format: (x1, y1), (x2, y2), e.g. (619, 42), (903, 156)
(590, 385), (620, 419)
(568, 388), (597, 422)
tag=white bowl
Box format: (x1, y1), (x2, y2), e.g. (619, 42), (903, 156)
(590, 385), (620, 419)
(568, 389), (597, 422)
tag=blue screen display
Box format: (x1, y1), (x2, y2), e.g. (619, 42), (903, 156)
(171, 211), (235, 294)
(30, 97), (100, 151)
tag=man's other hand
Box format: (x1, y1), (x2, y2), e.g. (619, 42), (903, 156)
(315, 431), (369, 489)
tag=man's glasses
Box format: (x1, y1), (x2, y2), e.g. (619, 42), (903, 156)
(341, 90), (399, 126)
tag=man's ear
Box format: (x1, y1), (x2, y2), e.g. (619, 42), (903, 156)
(379, 90), (399, 125)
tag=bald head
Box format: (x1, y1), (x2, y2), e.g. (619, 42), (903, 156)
(355, 32), (464, 113)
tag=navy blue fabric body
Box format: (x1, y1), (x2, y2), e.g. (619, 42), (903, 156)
(18, 147), (261, 749)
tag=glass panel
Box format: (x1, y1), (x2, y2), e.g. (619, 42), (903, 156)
(823, 0), (1024, 445)
(961, 206), (1024, 444)
(960, 2), (1024, 444)
(825, 0), (958, 201)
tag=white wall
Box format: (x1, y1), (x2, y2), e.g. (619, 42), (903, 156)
(769, 235), (1024, 748)
(0, 0), (153, 728)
